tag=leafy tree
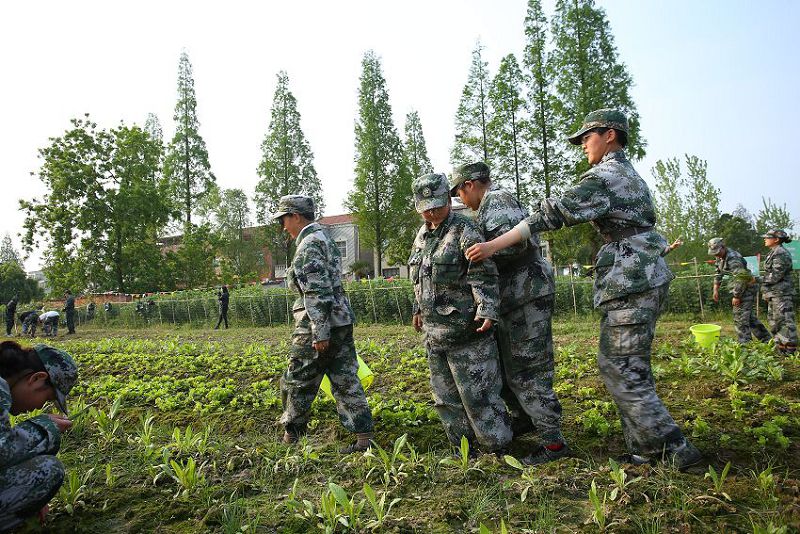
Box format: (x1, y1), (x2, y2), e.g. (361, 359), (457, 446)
(20, 117), (173, 294)
(212, 188), (264, 283)
(550, 0), (645, 172)
(254, 71), (323, 268)
(451, 41), (492, 165)
(346, 51), (410, 275)
(0, 262), (43, 305)
(713, 213), (761, 257)
(166, 224), (218, 290)
(755, 197), (795, 236)
(651, 154), (720, 260)
(164, 51), (216, 227)
(488, 54), (531, 203)
(0, 235), (22, 265)
(144, 113), (163, 145)
(403, 111), (433, 179)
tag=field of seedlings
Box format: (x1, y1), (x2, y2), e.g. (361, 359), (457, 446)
(14, 316), (800, 533)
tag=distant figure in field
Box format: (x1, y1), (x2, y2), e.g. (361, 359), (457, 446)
(38, 312), (59, 338)
(20, 312), (39, 338)
(5, 296), (18, 337)
(63, 290), (75, 335)
(215, 286), (229, 330)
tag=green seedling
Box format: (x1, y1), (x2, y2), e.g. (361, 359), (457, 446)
(704, 462), (732, 500)
(588, 479), (607, 531)
(503, 455), (540, 502)
(364, 433), (409, 487)
(363, 482), (400, 529)
(59, 468), (94, 514)
(440, 435), (483, 476)
(329, 482), (365, 531)
(608, 458), (641, 502)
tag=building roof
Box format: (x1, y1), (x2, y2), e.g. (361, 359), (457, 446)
(319, 214), (354, 226)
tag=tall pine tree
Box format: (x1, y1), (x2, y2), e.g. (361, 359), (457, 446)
(451, 41), (492, 166)
(346, 51), (410, 275)
(487, 54), (530, 203)
(550, 0), (645, 171)
(144, 113), (163, 145)
(163, 51), (216, 227)
(403, 111), (433, 179)
(254, 71), (323, 268)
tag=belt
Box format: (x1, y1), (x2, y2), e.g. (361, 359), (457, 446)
(601, 226), (654, 244)
(494, 246), (540, 275)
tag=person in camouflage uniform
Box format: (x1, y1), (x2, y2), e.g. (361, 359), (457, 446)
(409, 173), (512, 454)
(63, 290), (76, 335)
(1, 341), (77, 531)
(708, 237), (771, 344)
(466, 109), (701, 470)
(273, 195), (374, 453)
(449, 162), (567, 464)
(761, 229), (797, 355)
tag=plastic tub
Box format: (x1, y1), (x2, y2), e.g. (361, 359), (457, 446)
(319, 355), (374, 402)
(689, 323), (721, 348)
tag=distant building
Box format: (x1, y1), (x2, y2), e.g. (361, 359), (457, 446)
(26, 270), (49, 292)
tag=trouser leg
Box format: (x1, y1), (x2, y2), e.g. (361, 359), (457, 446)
(223, 310), (228, 328)
(597, 285), (690, 458)
(0, 456), (65, 533)
(324, 325), (373, 433)
(770, 296), (798, 353)
(426, 343), (477, 447)
(5, 319), (12, 336)
(66, 311), (75, 333)
(500, 296), (563, 443)
(280, 331), (325, 434)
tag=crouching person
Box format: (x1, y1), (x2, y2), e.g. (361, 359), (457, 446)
(409, 173), (512, 455)
(274, 195), (374, 454)
(0, 341), (77, 532)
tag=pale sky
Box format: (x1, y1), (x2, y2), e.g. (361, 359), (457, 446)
(2, 0), (798, 271)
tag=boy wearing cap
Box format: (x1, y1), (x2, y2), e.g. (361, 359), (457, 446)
(761, 229), (797, 354)
(466, 109), (701, 470)
(707, 237), (770, 344)
(0, 341), (77, 531)
(273, 195), (374, 453)
(450, 162), (567, 464)
(409, 173), (512, 454)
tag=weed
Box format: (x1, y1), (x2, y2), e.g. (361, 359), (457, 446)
(750, 465), (778, 507)
(364, 433), (409, 486)
(58, 468), (94, 514)
(704, 462), (732, 500)
(363, 482), (401, 529)
(747, 417), (790, 449)
(329, 482), (366, 531)
(588, 479), (607, 531)
(608, 458), (641, 502)
(440, 435), (483, 476)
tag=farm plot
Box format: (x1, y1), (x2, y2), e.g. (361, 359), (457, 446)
(15, 319), (800, 532)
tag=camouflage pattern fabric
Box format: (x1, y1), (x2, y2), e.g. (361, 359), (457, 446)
(426, 335), (512, 451)
(65, 295), (76, 334)
(515, 150), (674, 307)
(732, 286), (771, 344)
(474, 187), (562, 442)
(0, 377), (64, 531)
(409, 209), (511, 451)
(713, 247), (754, 298)
(286, 222), (355, 343)
(409, 210), (500, 346)
(762, 246), (797, 351)
(495, 295), (563, 442)
(280, 324), (373, 434)
(281, 221), (371, 435)
(598, 284), (694, 458)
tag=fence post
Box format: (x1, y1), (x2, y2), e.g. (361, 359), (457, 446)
(568, 264), (578, 316)
(249, 296), (255, 327)
(392, 285), (404, 324)
(266, 294), (272, 326)
(367, 277), (378, 323)
(187, 300), (192, 324)
(693, 257), (705, 319)
(285, 290), (291, 324)
(158, 302), (163, 326)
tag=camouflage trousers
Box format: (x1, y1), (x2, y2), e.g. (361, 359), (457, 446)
(280, 324), (373, 435)
(732, 287), (771, 344)
(496, 295), (563, 443)
(765, 295), (798, 352)
(0, 455), (65, 532)
(426, 334), (512, 452)
(597, 284), (693, 458)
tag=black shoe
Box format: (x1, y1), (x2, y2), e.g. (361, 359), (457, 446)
(520, 443), (572, 465)
(339, 440), (372, 454)
(615, 453), (652, 466)
(668, 442), (703, 472)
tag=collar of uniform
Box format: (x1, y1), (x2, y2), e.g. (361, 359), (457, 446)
(424, 208), (455, 236)
(296, 221), (321, 243)
(476, 184), (501, 219)
(600, 150), (627, 164)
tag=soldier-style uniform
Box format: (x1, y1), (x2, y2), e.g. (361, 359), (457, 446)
(761, 230), (797, 354)
(64, 291), (75, 335)
(449, 164), (563, 448)
(507, 109), (700, 468)
(409, 173), (512, 452)
(0, 344), (77, 531)
(5, 297), (17, 336)
(708, 238), (770, 344)
(274, 196), (373, 442)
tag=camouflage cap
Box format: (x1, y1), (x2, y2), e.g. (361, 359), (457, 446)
(762, 229), (791, 242)
(33, 344), (78, 415)
(449, 162), (491, 196)
(413, 173), (450, 213)
(271, 195), (315, 220)
(567, 108), (630, 145)
(707, 237), (726, 255)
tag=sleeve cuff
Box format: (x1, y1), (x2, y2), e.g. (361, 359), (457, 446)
(513, 220), (531, 241)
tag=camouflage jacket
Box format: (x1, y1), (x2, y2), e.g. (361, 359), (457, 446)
(287, 222), (355, 342)
(476, 187), (554, 315)
(713, 248), (753, 298)
(1, 377), (60, 469)
(409, 210), (500, 346)
(762, 246), (795, 298)
(517, 150), (673, 306)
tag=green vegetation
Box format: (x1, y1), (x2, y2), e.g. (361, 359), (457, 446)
(11, 317), (799, 532)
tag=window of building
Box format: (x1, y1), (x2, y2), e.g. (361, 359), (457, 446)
(335, 241), (348, 258)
